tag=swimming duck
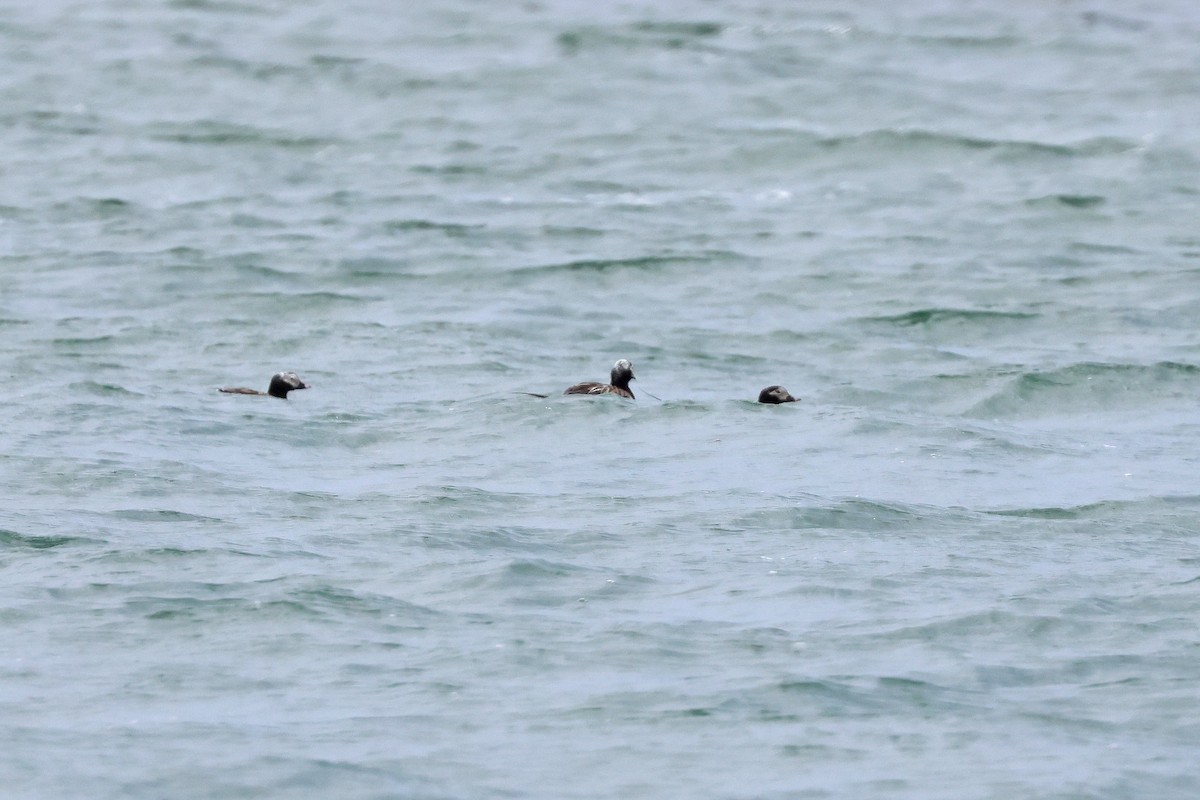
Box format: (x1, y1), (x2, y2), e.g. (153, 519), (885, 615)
(757, 385), (797, 404)
(561, 359), (637, 399)
(219, 372), (310, 399)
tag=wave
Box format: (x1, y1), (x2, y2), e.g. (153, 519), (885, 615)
(721, 497), (952, 534)
(110, 509), (224, 523)
(558, 20), (723, 55)
(47, 197), (139, 220)
(964, 361), (1200, 419)
(515, 251), (740, 276)
(985, 494), (1200, 520)
(125, 585), (437, 624)
(51, 334), (117, 348)
(15, 108), (104, 136)
(407, 486), (538, 523)
(630, 21), (723, 37)
(225, 290), (375, 308)
(541, 224), (608, 238)
(733, 125), (1138, 159)
(382, 219), (485, 237)
(335, 257), (414, 281)
(289, 586), (439, 620)
(145, 120), (336, 149)
(771, 673), (981, 719)
(1025, 194), (1107, 209)
(67, 381), (145, 398)
(410, 163), (488, 177)
(839, 130), (1137, 158)
(0, 529), (91, 549)
(189, 54), (302, 81)
(862, 308), (1038, 328)
(901, 33), (1024, 48)
(169, 0), (267, 14)
(1069, 241), (1141, 255)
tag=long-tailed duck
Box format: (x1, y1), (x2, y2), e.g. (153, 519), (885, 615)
(757, 385), (797, 404)
(219, 372), (309, 399)
(561, 359), (637, 399)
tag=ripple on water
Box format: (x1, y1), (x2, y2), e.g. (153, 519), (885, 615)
(964, 361), (1200, 419)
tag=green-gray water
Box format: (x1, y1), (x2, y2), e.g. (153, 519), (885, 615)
(3, 1), (1199, 797)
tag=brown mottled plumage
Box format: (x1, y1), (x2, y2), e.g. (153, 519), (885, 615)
(563, 359), (636, 399)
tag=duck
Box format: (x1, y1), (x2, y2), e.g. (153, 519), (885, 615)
(562, 359), (637, 399)
(219, 372), (310, 399)
(757, 385), (797, 404)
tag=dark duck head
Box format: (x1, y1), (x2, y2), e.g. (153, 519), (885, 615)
(268, 371), (310, 398)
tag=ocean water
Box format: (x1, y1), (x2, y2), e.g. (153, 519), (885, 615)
(2, 0), (1199, 797)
